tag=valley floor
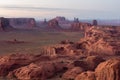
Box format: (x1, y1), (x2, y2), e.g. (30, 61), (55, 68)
(0, 29), (83, 55)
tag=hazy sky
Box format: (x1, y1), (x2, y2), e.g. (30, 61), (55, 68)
(0, 0), (120, 20)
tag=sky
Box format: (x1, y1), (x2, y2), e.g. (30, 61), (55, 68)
(0, 0), (120, 20)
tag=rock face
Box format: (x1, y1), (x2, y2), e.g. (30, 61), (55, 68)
(0, 17), (13, 31)
(95, 58), (120, 80)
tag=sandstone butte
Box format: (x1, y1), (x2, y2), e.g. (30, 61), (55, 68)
(0, 17), (36, 31)
(0, 25), (119, 80)
(0, 17), (13, 31)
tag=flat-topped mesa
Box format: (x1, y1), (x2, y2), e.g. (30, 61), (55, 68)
(8, 18), (36, 28)
(71, 22), (92, 31)
(0, 17), (13, 31)
(83, 26), (120, 55)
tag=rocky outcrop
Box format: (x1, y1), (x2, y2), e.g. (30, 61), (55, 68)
(95, 58), (120, 80)
(7, 61), (68, 80)
(71, 22), (92, 31)
(0, 53), (33, 76)
(8, 63), (55, 80)
(0, 53), (69, 80)
(0, 52), (119, 80)
(82, 26), (120, 55)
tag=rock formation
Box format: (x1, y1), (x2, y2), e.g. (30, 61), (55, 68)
(0, 52), (119, 80)
(9, 18), (36, 28)
(82, 26), (120, 55)
(0, 17), (13, 31)
(93, 20), (98, 26)
(71, 22), (92, 31)
(95, 58), (120, 80)
(55, 16), (66, 21)
(0, 53), (33, 76)
(47, 19), (62, 30)
(8, 63), (55, 80)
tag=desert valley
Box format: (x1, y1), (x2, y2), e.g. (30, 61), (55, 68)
(0, 16), (119, 80)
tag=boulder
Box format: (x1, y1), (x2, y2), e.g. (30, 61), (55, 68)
(95, 58), (120, 80)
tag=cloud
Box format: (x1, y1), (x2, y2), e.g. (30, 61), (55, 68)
(0, 5), (71, 11)
(0, 5), (119, 19)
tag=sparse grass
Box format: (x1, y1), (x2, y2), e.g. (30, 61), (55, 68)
(0, 29), (83, 55)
